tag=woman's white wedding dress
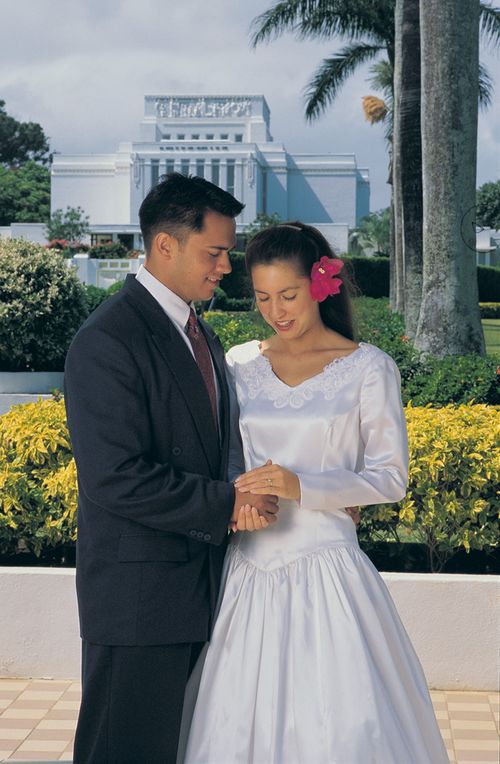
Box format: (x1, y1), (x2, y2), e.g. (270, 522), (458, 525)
(181, 341), (448, 764)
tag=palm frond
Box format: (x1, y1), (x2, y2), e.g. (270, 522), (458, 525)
(479, 2), (500, 46)
(304, 43), (385, 121)
(479, 61), (493, 108)
(368, 60), (394, 101)
(250, 0), (394, 47)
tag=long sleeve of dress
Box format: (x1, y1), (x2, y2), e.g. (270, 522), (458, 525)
(297, 356), (409, 511)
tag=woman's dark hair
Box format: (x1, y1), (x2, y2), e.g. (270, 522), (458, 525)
(139, 172), (245, 252)
(245, 221), (356, 341)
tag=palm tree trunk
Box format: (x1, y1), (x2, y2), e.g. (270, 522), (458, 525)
(416, 0), (485, 356)
(389, 180), (397, 308)
(395, 0), (423, 338)
(392, 153), (405, 314)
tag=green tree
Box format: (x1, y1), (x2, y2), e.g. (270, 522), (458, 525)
(251, 1), (498, 122)
(0, 100), (50, 167)
(476, 180), (500, 229)
(46, 206), (90, 243)
(252, 0), (499, 355)
(0, 161), (50, 225)
(244, 212), (282, 240)
(350, 208), (391, 256)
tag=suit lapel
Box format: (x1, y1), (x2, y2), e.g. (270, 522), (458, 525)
(123, 276), (220, 477)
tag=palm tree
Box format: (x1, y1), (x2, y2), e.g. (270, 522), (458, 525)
(250, 1), (498, 121)
(350, 208), (391, 256)
(393, 0), (422, 335)
(416, 0), (486, 356)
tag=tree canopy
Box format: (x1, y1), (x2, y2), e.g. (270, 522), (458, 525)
(476, 180), (500, 230)
(0, 161), (50, 226)
(0, 100), (50, 167)
(46, 206), (90, 243)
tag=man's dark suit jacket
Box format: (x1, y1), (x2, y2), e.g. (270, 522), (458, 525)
(64, 274), (236, 647)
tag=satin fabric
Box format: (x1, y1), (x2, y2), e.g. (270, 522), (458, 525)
(181, 341), (448, 764)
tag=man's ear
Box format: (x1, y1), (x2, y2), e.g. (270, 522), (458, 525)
(155, 231), (178, 260)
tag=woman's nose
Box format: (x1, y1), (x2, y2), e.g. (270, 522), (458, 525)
(268, 300), (286, 319)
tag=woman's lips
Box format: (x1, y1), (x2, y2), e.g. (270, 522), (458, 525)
(274, 320), (294, 332)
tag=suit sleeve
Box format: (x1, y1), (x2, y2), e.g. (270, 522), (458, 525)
(297, 356), (409, 511)
(64, 326), (235, 545)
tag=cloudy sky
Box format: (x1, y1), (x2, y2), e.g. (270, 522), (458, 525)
(1, 0), (499, 210)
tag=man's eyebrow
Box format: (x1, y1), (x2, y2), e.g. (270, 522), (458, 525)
(208, 243), (237, 250)
(254, 286), (300, 294)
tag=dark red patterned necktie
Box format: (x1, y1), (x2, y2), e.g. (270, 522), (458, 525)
(185, 308), (218, 427)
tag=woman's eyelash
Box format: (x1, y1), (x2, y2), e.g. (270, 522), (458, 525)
(257, 295), (296, 303)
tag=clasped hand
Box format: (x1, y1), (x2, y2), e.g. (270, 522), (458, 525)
(229, 460), (298, 533)
(231, 459), (361, 531)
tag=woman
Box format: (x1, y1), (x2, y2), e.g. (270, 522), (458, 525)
(182, 223), (448, 763)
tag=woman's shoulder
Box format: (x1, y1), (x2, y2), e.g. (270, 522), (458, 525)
(357, 342), (401, 378)
(225, 339), (261, 368)
(358, 341), (394, 363)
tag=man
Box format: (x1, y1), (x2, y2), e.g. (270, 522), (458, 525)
(64, 173), (278, 764)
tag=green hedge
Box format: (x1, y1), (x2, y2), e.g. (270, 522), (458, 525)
(204, 301), (499, 406)
(223, 252), (253, 298)
(0, 240), (88, 372)
(88, 242), (129, 259)
(1, 392), (497, 570)
(477, 265), (500, 303)
(480, 302), (500, 318)
(222, 253), (499, 303)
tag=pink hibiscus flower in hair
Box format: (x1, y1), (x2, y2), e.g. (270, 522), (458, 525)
(310, 256), (344, 302)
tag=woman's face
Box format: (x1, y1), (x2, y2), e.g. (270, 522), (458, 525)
(251, 259), (322, 339)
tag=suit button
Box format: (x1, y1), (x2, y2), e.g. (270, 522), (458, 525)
(197, 531), (204, 540)
(172, 447), (182, 456)
(203, 533), (211, 542)
(189, 530), (197, 538)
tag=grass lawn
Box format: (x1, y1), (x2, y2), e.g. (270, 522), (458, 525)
(483, 318), (500, 356)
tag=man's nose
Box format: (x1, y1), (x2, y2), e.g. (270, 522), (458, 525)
(217, 251), (232, 275)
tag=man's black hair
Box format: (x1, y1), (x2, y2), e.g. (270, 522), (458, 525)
(139, 172), (245, 252)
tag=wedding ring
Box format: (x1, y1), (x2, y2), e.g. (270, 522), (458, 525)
(268, 478), (273, 486)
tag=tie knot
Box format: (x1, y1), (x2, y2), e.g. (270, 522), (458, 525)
(186, 308), (199, 337)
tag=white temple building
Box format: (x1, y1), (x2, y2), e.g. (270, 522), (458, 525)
(51, 95), (370, 253)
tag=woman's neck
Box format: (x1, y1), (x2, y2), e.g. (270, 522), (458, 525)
(270, 324), (336, 356)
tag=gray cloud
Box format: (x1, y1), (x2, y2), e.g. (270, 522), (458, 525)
(1, 0), (498, 210)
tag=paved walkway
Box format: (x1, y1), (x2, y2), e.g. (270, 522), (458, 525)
(0, 679), (498, 763)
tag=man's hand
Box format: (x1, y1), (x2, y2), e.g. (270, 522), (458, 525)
(232, 504), (271, 532)
(230, 486), (279, 532)
(345, 506), (361, 526)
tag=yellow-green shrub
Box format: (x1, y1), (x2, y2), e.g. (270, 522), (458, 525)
(363, 403), (499, 571)
(0, 399), (498, 570)
(0, 399), (77, 555)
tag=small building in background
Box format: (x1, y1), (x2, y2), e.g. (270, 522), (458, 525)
(476, 227), (500, 268)
(50, 94), (370, 254)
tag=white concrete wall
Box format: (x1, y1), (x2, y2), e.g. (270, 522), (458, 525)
(0, 569), (80, 679)
(51, 154), (132, 225)
(0, 224), (47, 243)
(68, 255), (145, 288)
(384, 573), (499, 691)
(0, 568), (497, 687)
(312, 224), (350, 254)
(287, 170), (358, 227)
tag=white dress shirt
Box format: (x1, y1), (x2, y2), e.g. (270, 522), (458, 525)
(135, 264), (221, 424)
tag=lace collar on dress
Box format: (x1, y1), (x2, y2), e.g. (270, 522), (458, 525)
(237, 341), (373, 409)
